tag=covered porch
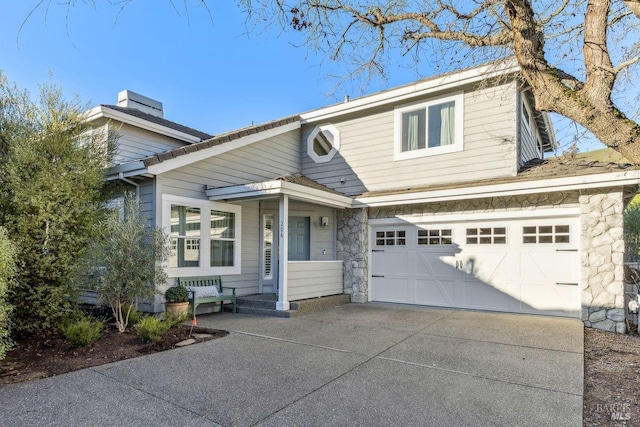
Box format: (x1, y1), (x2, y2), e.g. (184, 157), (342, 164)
(206, 173), (354, 311)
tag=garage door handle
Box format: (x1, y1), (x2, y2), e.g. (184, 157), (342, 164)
(556, 282), (579, 286)
(556, 249), (578, 252)
(372, 250), (384, 252)
(372, 275), (385, 278)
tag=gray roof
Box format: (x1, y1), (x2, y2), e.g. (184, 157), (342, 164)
(142, 116), (300, 167)
(102, 105), (213, 141)
(274, 173), (345, 196)
(358, 149), (636, 198)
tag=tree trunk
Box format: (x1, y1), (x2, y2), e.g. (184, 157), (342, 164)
(505, 0), (640, 163)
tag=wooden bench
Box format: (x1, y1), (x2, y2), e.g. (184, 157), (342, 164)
(177, 276), (237, 317)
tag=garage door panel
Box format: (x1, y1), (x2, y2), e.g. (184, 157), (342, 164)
(372, 252), (409, 276)
(520, 251), (579, 285)
(415, 278), (456, 306)
(416, 253), (459, 276)
(372, 277), (410, 302)
(462, 252), (512, 284)
(462, 278), (514, 311)
(519, 284), (580, 314)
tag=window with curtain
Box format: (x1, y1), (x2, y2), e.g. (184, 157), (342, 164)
(395, 93), (463, 160)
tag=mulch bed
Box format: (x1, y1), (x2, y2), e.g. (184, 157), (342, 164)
(583, 326), (640, 426)
(0, 325), (228, 385)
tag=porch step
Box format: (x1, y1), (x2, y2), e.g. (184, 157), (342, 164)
(235, 294), (351, 318)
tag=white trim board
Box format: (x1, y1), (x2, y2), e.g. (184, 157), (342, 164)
(84, 106), (203, 143)
(206, 180), (354, 209)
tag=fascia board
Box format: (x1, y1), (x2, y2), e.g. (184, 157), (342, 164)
(147, 121), (301, 175)
(85, 106), (201, 144)
(104, 161), (148, 180)
(353, 170), (640, 207)
(299, 61), (519, 124)
(207, 180), (353, 209)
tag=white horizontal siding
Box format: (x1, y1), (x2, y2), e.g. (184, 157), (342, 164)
(287, 261), (343, 300)
(301, 81), (519, 196)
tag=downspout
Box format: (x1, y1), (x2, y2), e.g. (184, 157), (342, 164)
(118, 172), (140, 197)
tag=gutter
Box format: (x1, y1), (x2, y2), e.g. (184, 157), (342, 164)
(118, 172), (140, 197)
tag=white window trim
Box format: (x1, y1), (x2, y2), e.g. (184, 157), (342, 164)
(394, 91), (464, 161)
(307, 123), (341, 163)
(162, 194), (242, 278)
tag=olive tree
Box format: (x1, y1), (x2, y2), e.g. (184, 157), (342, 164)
(78, 194), (169, 333)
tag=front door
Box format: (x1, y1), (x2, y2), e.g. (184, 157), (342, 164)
(262, 213), (277, 294)
(288, 216), (310, 261)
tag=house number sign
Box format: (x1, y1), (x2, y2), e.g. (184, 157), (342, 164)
(280, 220), (284, 238)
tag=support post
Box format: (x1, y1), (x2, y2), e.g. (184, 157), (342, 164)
(277, 194), (290, 310)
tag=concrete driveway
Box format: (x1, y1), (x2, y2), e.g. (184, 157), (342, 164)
(0, 303), (583, 426)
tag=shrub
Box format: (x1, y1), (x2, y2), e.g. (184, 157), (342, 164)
(126, 305), (143, 326)
(0, 228), (16, 361)
(165, 311), (189, 328)
(164, 285), (189, 303)
(60, 315), (104, 347)
(625, 200), (640, 262)
(0, 77), (116, 333)
(136, 316), (170, 343)
(77, 194), (169, 332)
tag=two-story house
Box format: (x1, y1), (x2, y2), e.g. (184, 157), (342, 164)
(92, 61), (640, 333)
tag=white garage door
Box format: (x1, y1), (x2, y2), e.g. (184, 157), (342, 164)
(370, 216), (580, 317)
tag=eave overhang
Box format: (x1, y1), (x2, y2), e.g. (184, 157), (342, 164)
(206, 180), (354, 209)
(84, 106), (202, 143)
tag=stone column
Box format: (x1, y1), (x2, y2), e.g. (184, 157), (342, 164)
(580, 190), (626, 333)
(337, 208), (369, 303)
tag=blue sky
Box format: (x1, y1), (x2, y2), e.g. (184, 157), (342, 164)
(1, 1), (606, 152)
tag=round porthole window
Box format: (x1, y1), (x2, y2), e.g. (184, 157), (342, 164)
(307, 124), (340, 163)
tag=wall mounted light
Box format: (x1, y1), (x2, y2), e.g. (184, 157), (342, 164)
(320, 216), (329, 227)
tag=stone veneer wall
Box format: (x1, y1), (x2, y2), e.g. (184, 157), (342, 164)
(337, 208), (368, 303)
(338, 190), (627, 333)
(580, 190), (626, 333)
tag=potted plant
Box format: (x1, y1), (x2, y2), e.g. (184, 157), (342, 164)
(164, 285), (189, 317)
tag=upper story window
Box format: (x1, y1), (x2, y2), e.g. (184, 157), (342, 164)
(394, 92), (464, 161)
(521, 96), (536, 135)
(307, 124), (341, 163)
(163, 194), (242, 277)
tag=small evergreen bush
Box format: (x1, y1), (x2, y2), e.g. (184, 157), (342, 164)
(126, 305), (143, 326)
(165, 311), (188, 328)
(136, 316), (170, 343)
(164, 285), (189, 303)
(60, 315), (104, 347)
